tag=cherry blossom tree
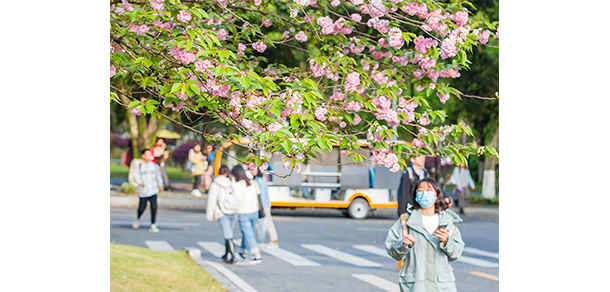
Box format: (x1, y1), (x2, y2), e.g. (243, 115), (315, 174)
(110, 0), (499, 175)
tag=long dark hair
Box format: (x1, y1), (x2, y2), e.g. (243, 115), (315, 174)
(232, 165), (251, 186)
(411, 178), (448, 213)
(218, 165), (231, 177)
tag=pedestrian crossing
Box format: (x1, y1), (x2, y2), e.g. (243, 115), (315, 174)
(145, 240), (498, 269)
(143, 240), (498, 292)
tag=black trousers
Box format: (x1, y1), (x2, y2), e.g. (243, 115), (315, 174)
(137, 195), (158, 224)
(193, 175), (202, 190)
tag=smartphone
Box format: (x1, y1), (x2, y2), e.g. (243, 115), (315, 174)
(437, 223), (448, 230)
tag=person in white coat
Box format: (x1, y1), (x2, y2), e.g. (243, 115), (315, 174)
(206, 165), (240, 263)
(131, 149), (163, 233)
(232, 165), (263, 265)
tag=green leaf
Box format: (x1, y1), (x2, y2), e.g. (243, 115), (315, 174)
(171, 83), (182, 93)
(127, 101), (141, 109)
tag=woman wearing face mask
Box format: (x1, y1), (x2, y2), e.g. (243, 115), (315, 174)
(385, 178), (465, 292)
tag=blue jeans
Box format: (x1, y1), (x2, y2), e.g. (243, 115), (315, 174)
(218, 214), (237, 240)
(238, 212), (260, 255)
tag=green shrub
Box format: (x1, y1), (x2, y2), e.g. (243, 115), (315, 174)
(119, 182), (137, 194)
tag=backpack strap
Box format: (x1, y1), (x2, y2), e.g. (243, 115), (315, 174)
(400, 213), (409, 238)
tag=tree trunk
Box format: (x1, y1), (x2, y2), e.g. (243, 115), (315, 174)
(117, 82), (164, 156)
(482, 127), (499, 199)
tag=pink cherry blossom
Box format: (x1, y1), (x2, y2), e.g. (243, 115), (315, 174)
(345, 72), (360, 92)
(110, 66), (116, 78)
(494, 26), (499, 39)
(252, 41), (267, 53)
(350, 13), (362, 22)
(452, 10), (469, 27)
(352, 114), (361, 125)
(413, 138), (425, 147)
(418, 114), (430, 126)
(268, 122), (283, 132)
(195, 60), (214, 72)
(315, 107), (328, 121)
(439, 36), (458, 59)
(151, 0), (165, 10)
(216, 29), (228, 41)
(258, 162), (269, 171)
(254, 0), (262, 5)
(437, 91), (450, 104)
(295, 31), (308, 42)
(130, 106), (142, 116)
(331, 0), (341, 6)
(262, 19), (272, 27)
(282, 160), (291, 170)
(295, 0), (310, 6)
(177, 10), (191, 23)
(387, 27), (404, 49)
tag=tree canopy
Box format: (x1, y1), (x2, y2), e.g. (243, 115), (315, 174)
(110, 0), (499, 175)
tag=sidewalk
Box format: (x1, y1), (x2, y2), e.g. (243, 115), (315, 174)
(110, 180), (498, 217)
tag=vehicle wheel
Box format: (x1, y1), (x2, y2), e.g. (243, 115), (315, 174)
(347, 197), (369, 219)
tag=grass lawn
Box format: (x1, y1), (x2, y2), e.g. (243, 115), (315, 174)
(110, 243), (225, 292)
(110, 162), (193, 181)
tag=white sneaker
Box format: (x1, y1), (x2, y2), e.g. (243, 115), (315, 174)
(249, 252), (262, 265)
(267, 241), (279, 249)
(132, 219), (140, 229)
(191, 189), (202, 197)
(149, 224), (159, 233)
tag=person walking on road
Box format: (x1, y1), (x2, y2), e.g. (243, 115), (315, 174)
(206, 165), (240, 263)
(252, 166), (279, 249)
(232, 165), (263, 265)
(131, 149), (164, 233)
(152, 138), (172, 191)
(188, 143), (207, 197)
(397, 155), (429, 218)
(385, 178), (464, 292)
(446, 162), (475, 215)
(203, 143), (215, 191)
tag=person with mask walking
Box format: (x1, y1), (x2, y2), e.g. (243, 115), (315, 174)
(385, 178), (464, 292)
(397, 155), (429, 218)
(131, 149), (164, 233)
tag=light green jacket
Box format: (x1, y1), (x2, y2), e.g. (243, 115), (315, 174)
(385, 208), (464, 292)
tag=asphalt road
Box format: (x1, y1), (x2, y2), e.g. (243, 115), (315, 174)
(110, 206), (499, 292)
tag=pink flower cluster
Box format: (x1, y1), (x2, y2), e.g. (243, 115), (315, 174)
(345, 72), (360, 92)
(268, 122), (283, 132)
(372, 96), (400, 126)
(129, 24), (150, 36)
(295, 31), (308, 42)
(316, 16), (353, 35)
(413, 36), (438, 54)
(252, 41), (267, 53)
(169, 45), (196, 64)
(439, 67), (460, 78)
(352, 114), (361, 125)
(177, 10), (191, 23)
(110, 66), (116, 78)
(351, 13), (362, 22)
(315, 107), (328, 121)
(402, 2), (428, 18)
(373, 150), (401, 173)
(151, 20), (174, 31)
(371, 71), (388, 85)
(363, 0), (387, 18)
(421, 10), (449, 37)
(164, 99), (184, 112)
(195, 60), (214, 73)
(150, 0), (165, 10)
(367, 18), (390, 34)
(437, 91), (450, 104)
(262, 19), (272, 27)
(367, 125), (389, 142)
(472, 28), (491, 45)
(439, 36), (458, 59)
(216, 28), (228, 41)
(452, 10), (469, 27)
(387, 27), (404, 49)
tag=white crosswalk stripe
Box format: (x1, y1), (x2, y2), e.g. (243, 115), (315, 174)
(301, 244), (383, 267)
(352, 245), (392, 259)
(260, 246), (321, 266)
(144, 240), (175, 251)
(456, 256), (499, 268)
(463, 247), (499, 259)
(197, 241), (225, 258)
(352, 274), (399, 292)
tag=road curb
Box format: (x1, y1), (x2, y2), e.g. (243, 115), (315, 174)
(110, 195), (207, 210)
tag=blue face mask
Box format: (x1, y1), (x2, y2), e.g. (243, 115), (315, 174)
(415, 190), (437, 208)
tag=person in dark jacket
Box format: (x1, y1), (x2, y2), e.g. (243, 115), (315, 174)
(397, 155), (429, 218)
